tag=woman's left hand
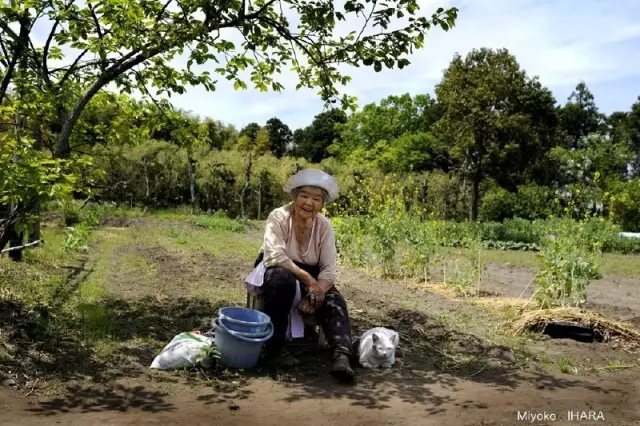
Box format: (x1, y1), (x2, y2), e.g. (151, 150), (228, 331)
(307, 281), (326, 309)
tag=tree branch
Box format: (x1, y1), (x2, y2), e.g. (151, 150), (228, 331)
(57, 47), (91, 87)
(42, 19), (60, 87)
(55, 46), (163, 157)
(0, 34), (10, 68)
(156, 0), (174, 21)
(87, 3), (108, 71)
(0, 16), (31, 103)
(132, 68), (172, 121)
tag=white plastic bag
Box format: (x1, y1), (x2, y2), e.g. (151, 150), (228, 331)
(150, 332), (215, 370)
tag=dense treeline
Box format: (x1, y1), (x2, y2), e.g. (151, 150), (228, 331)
(50, 49), (639, 233)
(5, 49), (640, 235)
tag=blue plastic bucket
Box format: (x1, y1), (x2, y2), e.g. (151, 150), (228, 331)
(214, 318), (273, 369)
(212, 318), (272, 338)
(217, 307), (271, 333)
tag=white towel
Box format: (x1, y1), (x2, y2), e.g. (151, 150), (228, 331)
(287, 283), (304, 339)
(244, 262), (304, 339)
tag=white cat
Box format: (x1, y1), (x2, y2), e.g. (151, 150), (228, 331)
(358, 327), (399, 368)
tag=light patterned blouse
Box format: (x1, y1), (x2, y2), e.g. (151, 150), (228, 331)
(262, 203), (337, 285)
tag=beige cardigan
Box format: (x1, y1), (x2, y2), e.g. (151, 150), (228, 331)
(262, 204), (337, 285)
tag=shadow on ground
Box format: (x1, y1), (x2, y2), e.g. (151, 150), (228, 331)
(26, 383), (175, 415)
(260, 307), (613, 413)
(0, 296), (233, 415)
(1, 300), (616, 416)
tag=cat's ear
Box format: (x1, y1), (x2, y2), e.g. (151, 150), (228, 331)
(391, 332), (398, 346)
(372, 333), (379, 342)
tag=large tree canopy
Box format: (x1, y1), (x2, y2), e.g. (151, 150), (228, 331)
(333, 92), (440, 155)
(265, 117), (292, 158)
(291, 108), (347, 162)
(558, 82), (604, 148)
(434, 48), (558, 220)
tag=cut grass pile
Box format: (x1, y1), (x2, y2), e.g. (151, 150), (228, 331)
(513, 307), (640, 344)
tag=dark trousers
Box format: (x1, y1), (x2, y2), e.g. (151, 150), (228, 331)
(261, 264), (352, 357)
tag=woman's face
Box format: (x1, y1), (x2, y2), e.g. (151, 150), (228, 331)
(292, 186), (324, 220)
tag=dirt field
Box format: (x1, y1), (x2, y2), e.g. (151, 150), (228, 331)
(1, 218), (639, 425)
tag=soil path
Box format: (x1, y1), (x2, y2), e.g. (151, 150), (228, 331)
(2, 372), (638, 426)
(1, 220), (639, 425)
(483, 263), (640, 322)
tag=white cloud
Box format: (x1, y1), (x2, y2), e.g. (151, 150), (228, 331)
(167, 0), (640, 129)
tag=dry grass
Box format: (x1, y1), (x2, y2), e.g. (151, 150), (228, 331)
(512, 307), (640, 343)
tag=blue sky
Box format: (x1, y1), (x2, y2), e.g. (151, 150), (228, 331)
(167, 0), (640, 131)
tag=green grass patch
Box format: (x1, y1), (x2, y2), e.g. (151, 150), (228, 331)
(598, 252), (640, 278)
(77, 302), (112, 341)
(1, 226), (77, 307)
(482, 248), (640, 279)
(557, 356), (577, 374)
(598, 359), (635, 372)
(147, 219), (260, 260)
(188, 215), (247, 232)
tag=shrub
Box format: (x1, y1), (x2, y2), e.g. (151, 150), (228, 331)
(608, 179), (640, 232)
(514, 184), (558, 219)
(61, 200), (82, 226)
(534, 223), (601, 309)
(479, 187), (517, 222)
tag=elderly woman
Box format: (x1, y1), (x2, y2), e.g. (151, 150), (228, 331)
(259, 169), (354, 381)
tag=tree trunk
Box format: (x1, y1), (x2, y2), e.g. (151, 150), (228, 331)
(143, 163), (150, 202)
(257, 178), (262, 220)
(470, 175), (480, 221)
(187, 155), (196, 214)
(54, 73), (113, 158)
(0, 225), (10, 254)
(239, 152), (253, 219)
(29, 199), (41, 244)
(0, 16), (30, 103)
(8, 227), (24, 261)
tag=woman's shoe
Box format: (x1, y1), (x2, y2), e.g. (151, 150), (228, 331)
(330, 353), (355, 382)
(273, 349), (301, 368)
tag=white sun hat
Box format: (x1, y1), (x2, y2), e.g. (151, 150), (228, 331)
(283, 169), (339, 202)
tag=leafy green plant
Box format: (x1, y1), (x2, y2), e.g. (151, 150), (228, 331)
(370, 216), (401, 277)
(333, 216), (371, 268)
(64, 224), (90, 252)
(441, 236), (485, 296)
(182, 332), (221, 366)
(61, 200), (82, 226)
(534, 222), (601, 308)
(402, 220), (443, 282)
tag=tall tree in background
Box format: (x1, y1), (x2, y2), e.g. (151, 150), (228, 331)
(239, 123), (261, 142)
(202, 119), (237, 150)
(606, 97), (640, 177)
(292, 109), (347, 162)
(558, 82), (604, 148)
(265, 117), (293, 158)
(334, 93), (440, 156)
(626, 97), (640, 176)
(434, 48), (558, 220)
